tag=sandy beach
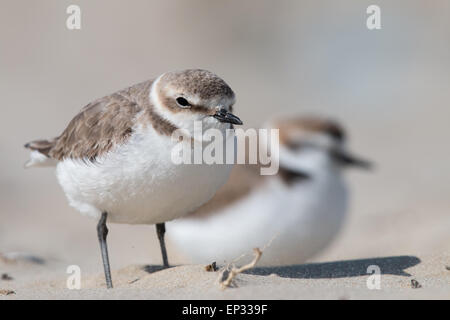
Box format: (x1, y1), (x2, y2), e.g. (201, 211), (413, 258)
(1, 195), (449, 300)
(1, 1), (450, 300)
(1, 252), (449, 300)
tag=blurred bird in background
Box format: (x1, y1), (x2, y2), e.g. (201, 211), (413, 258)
(168, 116), (372, 266)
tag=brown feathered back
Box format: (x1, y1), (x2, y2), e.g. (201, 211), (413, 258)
(24, 80), (157, 161)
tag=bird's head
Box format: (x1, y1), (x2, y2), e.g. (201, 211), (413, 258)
(268, 116), (372, 177)
(150, 69), (242, 136)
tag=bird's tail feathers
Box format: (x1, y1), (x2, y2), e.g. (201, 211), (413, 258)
(24, 139), (57, 168)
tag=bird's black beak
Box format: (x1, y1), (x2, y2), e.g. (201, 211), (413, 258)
(213, 108), (243, 125)
(331, 150), (373, 170)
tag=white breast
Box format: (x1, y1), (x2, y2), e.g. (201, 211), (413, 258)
(168, 170), (348, 266)
(56, 124), (232, 224)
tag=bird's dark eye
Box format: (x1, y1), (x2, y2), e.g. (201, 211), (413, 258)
(176, 97), (190, 108)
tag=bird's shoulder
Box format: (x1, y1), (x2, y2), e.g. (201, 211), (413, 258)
(49, 80), (154, 161)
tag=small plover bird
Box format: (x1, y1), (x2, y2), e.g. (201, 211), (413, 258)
(24, 69), (242, 288)
(168, 116), (371, 266)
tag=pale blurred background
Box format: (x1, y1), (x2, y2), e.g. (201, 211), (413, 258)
(1, 0), (449, 273)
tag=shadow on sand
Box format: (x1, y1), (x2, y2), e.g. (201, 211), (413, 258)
(245, 256), (421, 279)
(142, 265), (170, 273)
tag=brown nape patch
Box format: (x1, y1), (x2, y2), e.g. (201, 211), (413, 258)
(277, 117), (346, 145)
(27, 79), (178, 162)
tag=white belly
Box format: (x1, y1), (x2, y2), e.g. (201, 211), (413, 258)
(56, 126), (232, 224)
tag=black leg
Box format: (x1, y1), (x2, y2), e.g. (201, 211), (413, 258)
(156, 223), (169, 268)
(97, 212), (113, 289)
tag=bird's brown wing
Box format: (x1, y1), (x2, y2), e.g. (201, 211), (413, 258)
(25, 80), (154, 162)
